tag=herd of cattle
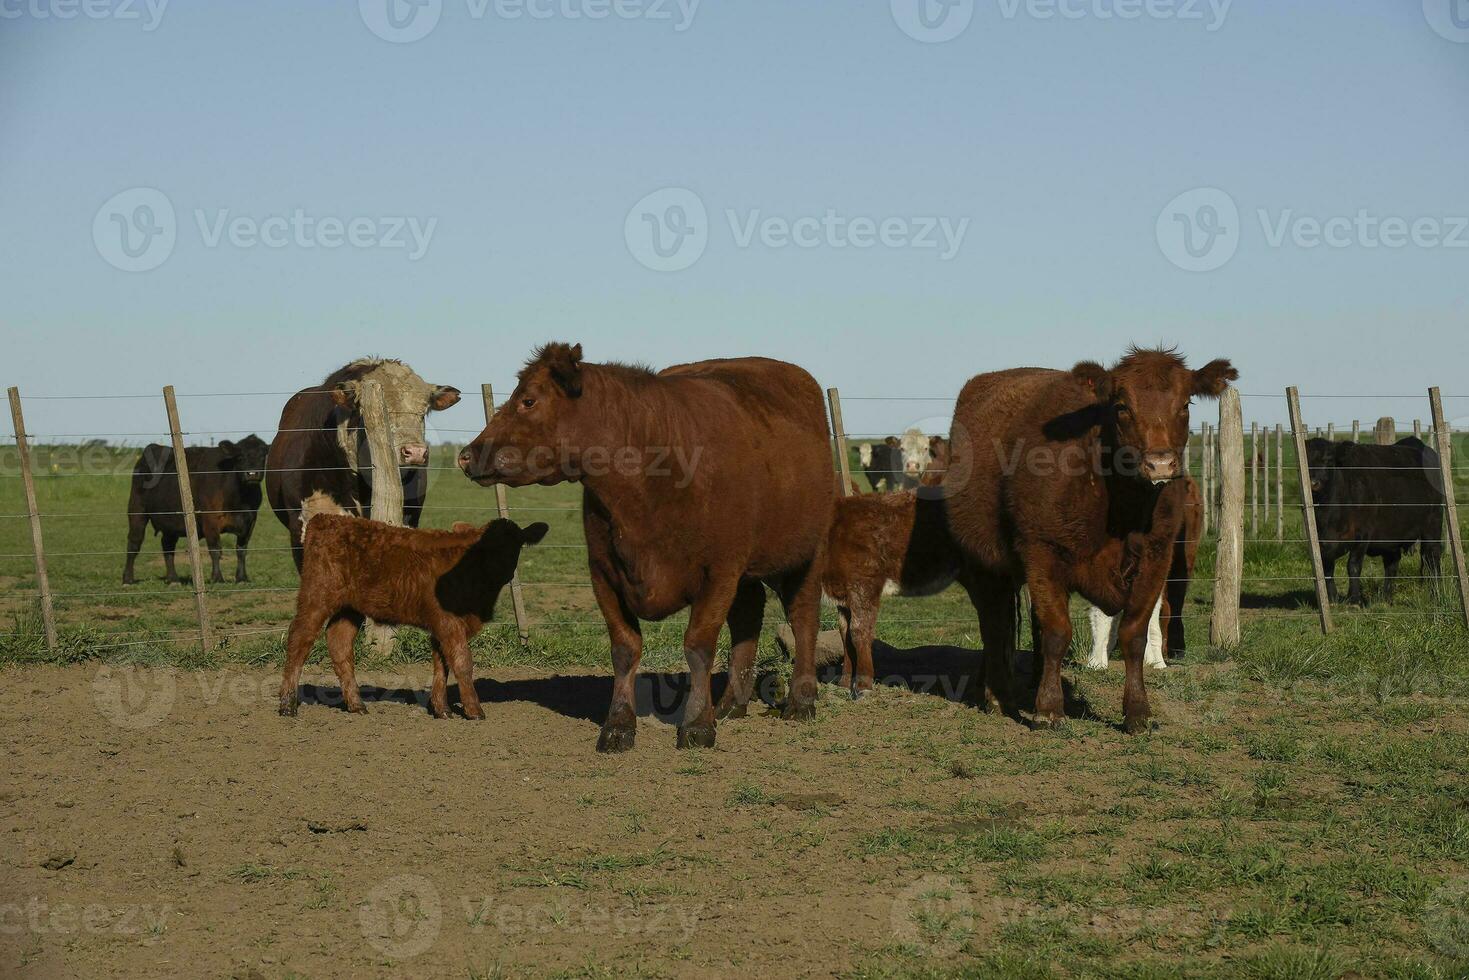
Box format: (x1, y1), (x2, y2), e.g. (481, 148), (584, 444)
(118, 348), (1450, 746)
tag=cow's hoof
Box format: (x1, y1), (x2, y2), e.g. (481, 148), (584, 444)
(1123, 715), (1156, 735)
(781, 699), (816, 723)
(236, 576), (250, 584)
(677, 724), (716, 749)
(346, 704), (368, 715)
(1030, 715), (1064, 732)
(462, 709), (485, 721)
(278, 699), (299, 718)
(430, 708), (450, 720)
(714, 700), (747, 721)
(852, 687), (872, 701)
(596, 725), (636, 753)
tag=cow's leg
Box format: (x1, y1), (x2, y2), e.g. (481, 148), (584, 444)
(278, 604), (332, 716)
(715, 578), (766, 721)
(958, 567), (1015, 715)
(428, 638), (450, 719)
(206, 530), (224, 584)
(1143, 597), (1166, 670)
(846, 592), (879, 699)
(1084, 605), (1111, 670)
(678, 576), (741, 749)
(776, 558), (823, 723)
(325, 613), (365, 714)
(234, 522), (254, 582)
(590, 566), (643, 753)
(1423, 536), (1444, 596)
(835, 604), (854, 692)
(123, 514), (147, 585)
(443, 626), (483, 721)
(161, 533), (181, 584)
(1027, 574), (1072, 730)
(1346, 545), (1368, 605)
(1321, 546), (1341, 603)
(1381, 552), (1402, 602)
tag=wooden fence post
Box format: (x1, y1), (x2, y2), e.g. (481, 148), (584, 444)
(1287, 387), (1333, 635)
(1211, 390), (1244, 649)
(162, 386), (214, 654)
(1327, 422), (1335, 443)
(1414, 419), (1423, 440)
(1261, 421), (1271, 520)
(6, 388), (57, 653)
(1275, 423), (1284, 542)
(1428, 388), (1469, 629)
(1375, 417), (1396, 446)
(360, 380), (402, 657)
(1250, 421), (1259, 536)
(1352, 420), (1360, 443)
(827, 388), (854, 497)
(482, 384), (530, 643)
(1201, 423), (1213, 537)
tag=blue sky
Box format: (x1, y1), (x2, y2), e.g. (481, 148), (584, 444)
(3, 0), (1467, 445)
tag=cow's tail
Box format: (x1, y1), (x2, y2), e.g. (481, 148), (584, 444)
(299, 491), (348, 545)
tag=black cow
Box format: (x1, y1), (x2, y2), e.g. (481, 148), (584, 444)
(860, 437), (905, 493)
(124, 435), (271, 585)
(1306, 437), (1444, 605)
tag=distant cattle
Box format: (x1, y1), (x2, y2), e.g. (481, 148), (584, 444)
(947, 347), (1236, 732)
(278, 494), (547, 719)
(920, 435), (950, 488)
(898, 428), (929, 487)
(459, 343), (833, 751)
(266, 358), (460, 569)
(123, 435), (271, 585)
(1306, 437), (1444, 605)
(860, 437), (905, 493)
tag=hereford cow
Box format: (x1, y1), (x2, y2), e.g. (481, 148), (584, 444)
(920, 435), (950, 488)
(1085, 475), (1203, 669)
(278, 493), (548, 719)
(1306, 436), (1443, 605)
(123, 435), (271, 585)
(947, 347), (1236, 732)
(898, 428), (929, 487)
(458, 343), (834, 752)
(823, 488), (965, 697)
(266, 358), (460, 568)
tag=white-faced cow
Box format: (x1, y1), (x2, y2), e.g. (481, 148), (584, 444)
(266, 358), (460, 568)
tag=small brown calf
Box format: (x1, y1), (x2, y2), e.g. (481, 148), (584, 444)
(278, 495), (547, 719)
(822, 490), (965, 697)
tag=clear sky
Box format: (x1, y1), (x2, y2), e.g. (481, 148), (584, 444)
(3, 0), (1467, 445)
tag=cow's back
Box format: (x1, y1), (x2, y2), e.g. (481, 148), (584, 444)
(267, 386), (363, 535)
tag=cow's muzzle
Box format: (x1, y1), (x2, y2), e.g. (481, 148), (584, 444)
(400, 444), (429, 466)
(1141, 451), (1181, 484)
(457, 445), (498, 485)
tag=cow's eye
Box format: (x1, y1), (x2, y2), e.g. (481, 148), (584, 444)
(520, 397), (536, 410)
(1116, 404), (1132, 418)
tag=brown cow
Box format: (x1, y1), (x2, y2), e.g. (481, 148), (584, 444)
(277, 494), (548, 720)
(457, 343), (834, 752)
(946, 347), (1236, 732)
(920, 435), (950, 488)
(823, 489), (966, 697)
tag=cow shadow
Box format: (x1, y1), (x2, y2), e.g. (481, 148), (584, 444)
(297, 638), (1093, 726)
(1241, 589), (1319, 610)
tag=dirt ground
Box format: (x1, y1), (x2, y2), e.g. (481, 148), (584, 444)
(3, 648), (1467, 979)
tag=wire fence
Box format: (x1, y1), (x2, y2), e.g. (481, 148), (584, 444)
(2, 381), (1467, 658)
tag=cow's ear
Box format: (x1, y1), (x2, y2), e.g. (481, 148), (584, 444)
(430, 385), (461, 411)
(1191, 359), (1238, 398)
(331, 381), (358, 409)
(218, 440), (238, 457)
(451, 521), (477, 533)
(547, 343), (583, 398)
(1071, 361), (1113, 401)
(520, 521), (550, 545)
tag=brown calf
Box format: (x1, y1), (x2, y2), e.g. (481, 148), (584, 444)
(823, 489), (966, 697)
(277, 495), (547, 719)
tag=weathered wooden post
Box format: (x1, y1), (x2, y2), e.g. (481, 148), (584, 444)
(1326, 422), (1335, 443)
(6, 388), (57, 653)
(360, 380), (402, 657)
(1261, 421), (1271, 520)
(482, 384), (530, 642)
(1428, 389), (1469, 629)
(827, 388), (854, 497)
(1201, 422), (1213, 537)
(1275, 423), (1284, 542)
(1250, 421), (1259, 536)
(1414, 419), (1423, 440)
(1287, 388), (1333, 635)
(1211, 389), (1244, 649)
(1375, 417), (1396, 446)
(163, 386), (214, 654)
(1351, 420), (1360, 443)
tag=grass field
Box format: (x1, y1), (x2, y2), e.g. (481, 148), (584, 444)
(2, 433), (1469, 978)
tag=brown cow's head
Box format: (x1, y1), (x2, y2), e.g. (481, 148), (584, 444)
(1072, 347), (1237, 484)
(458, 342), (584, 487)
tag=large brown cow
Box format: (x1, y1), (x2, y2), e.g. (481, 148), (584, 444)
(946, 347), (1236, 732)
(266, 358), (460, 568)
(457, 343), (834, 752)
